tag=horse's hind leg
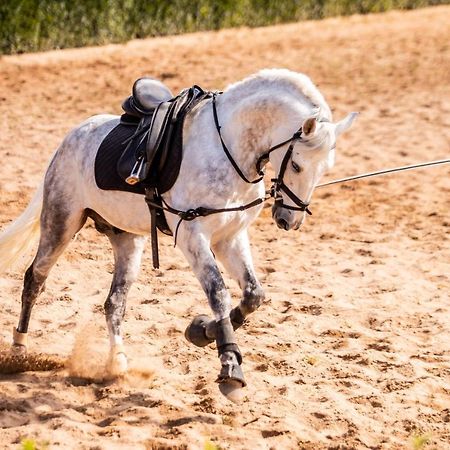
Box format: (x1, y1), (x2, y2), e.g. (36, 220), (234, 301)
(13, 203), (87, 352)
(88, 211), (146, 376)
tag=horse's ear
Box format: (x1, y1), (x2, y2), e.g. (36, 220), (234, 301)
(302, 117), (317, 136)
(335, 112), (358, 137)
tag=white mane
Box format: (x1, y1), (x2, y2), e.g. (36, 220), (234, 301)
(224, 68), (332, 121)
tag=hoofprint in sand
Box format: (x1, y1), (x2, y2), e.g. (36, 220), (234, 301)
(0, 6), (449, 450)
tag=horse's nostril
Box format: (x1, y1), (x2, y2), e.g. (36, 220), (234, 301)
(277, 218), (289, 230)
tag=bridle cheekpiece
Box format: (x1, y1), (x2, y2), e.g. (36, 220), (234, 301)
(212, 93), (312, 215)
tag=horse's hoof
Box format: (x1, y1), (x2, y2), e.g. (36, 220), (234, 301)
(106, 352), (128, 378)
(219, 380), (245, 404)
(10, 344), (27, 355)
(216, 351), (246, 403)
(12, 327), (28, 349)
(184, 315), (214, 347)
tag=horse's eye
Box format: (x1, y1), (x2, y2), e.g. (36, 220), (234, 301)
(291, 161), (301, 173)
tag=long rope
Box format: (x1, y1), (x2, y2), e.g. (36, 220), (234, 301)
(317, 158), (450, 188)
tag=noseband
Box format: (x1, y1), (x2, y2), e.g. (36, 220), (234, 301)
(212, 93), (312, 215)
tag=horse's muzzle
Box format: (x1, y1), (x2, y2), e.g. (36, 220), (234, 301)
(272, 204), (300, 231)
(276, 217), (290, 230)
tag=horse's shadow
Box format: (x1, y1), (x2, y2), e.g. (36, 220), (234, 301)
(1, 365), (219, 436)
(0, 369), (162, 429)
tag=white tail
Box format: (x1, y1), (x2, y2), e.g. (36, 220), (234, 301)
(0, 182), (44, 274)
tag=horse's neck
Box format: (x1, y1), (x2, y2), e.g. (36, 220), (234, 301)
(218, 91), (304, 181)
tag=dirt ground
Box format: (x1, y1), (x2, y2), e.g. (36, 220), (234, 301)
(0, 5), (449, 450)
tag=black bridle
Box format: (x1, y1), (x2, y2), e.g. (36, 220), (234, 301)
(212, 93), (312, 215)
(268, 140), (312, 215)
(144, 92), (313, 268)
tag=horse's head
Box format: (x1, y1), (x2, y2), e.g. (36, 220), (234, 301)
(271, 112), (358, 231)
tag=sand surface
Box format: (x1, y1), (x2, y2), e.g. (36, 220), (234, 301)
(0, 6), (449, 449)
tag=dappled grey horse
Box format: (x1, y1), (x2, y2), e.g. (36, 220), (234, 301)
(0, 69), (356, 401)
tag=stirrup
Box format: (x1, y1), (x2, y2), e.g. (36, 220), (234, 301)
(125, 157), (145, 185)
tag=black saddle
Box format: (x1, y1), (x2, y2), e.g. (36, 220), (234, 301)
(117, 77), (204, 189)
(94, 78), (212, 266)
(96, 77), (210, 193)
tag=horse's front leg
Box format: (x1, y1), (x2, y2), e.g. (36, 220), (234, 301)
(186, 230), (265, 344)
(214, 230), (265, 331)
(178, 230), (246, 401)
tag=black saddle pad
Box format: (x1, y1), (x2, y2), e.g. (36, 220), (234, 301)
(95, 84), (209, 197)
(94, 119), (175, 236)
(95, 114), (184, 195)
(95, 121), (146, 195)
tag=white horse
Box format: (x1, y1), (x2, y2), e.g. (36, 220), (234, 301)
(0, 69), (356, 400)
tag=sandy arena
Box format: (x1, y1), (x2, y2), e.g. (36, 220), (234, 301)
(0, 6), (449, 449)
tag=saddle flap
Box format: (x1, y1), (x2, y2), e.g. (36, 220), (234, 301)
(146, 101), (174, 166)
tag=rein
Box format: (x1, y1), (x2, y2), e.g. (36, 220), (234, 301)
(145, 193), (271, 247)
